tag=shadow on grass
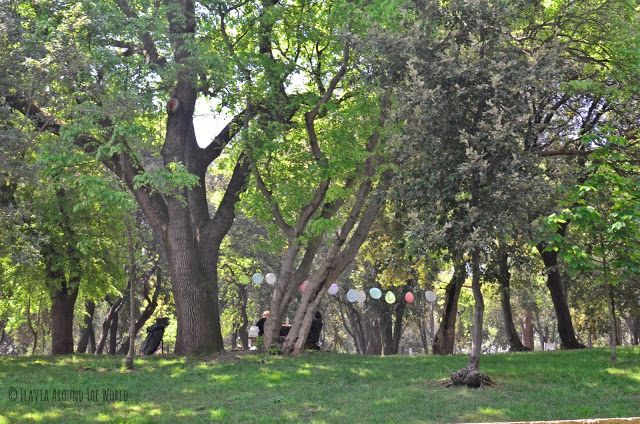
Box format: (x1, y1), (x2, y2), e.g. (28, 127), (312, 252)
(0, 347), (638, 423)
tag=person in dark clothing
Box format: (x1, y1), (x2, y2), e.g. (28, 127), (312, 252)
(142, 317), (170, 355)
(306, 311), (323, 349)
(256, 310), (270, 336)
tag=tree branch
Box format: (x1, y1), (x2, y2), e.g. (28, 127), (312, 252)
(114, 0), (167, 67)
(3, 94), (169, 228)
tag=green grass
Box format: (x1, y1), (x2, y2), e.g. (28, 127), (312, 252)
(0, 347), (639, 423)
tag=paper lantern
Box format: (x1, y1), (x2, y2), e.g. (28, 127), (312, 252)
(265, 273), (277, 285)
(328, 283), (339, 296)
(385, 291), (396, 304)
(369, 287), (382, 299)
(239, 275), (250, 285)
(425, 290), (437, 303)
(346, 289), (358, 303)
(405, 292), (415, 303)
(252, 273), (264, 285)
(356, 290), (367, 304)
(299, 280), (309, 293)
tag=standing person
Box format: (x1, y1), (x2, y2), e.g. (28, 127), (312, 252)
(256, 311), (270, 336)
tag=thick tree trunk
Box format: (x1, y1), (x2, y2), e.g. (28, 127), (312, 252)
(497, 248), (528, 352)
(467, 249), (484, 372)
(537, 243), (584, 349)
(77, 301), (96, 353)
(433, 261), (465, 355)
(50, 288), (79, 354)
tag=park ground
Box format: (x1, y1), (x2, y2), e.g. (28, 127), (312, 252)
(0, 347), (639, 424)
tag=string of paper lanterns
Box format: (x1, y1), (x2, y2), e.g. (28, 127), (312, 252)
(240, 272), (438, 305)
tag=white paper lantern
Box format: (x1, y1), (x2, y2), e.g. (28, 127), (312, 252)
(425, 290), (437, 303)
(356, 290), (367, 304)
(328, 283), (339, 296)
(265, 273), (277, 285)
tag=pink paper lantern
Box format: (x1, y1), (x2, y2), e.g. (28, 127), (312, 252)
(299, 280), (310, 293)
(405, 292), (415, 304)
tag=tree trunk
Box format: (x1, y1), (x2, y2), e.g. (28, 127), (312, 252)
(265, 94), (392, 356)
(607, 283), (617, 362)
(26, 297), (38, 355)
(88, 325), (96, 353)
(533, 310), (548, 351)
(537, 240), (584, 349)
(522, 313), (534, 350)
(626, 316), (639, 345)
(238, 284), (249, 350)
(339, 302), (363, 354)
(365, 317), (382, 355)
(77, 301), (96, 353)
(417, 315), (430, 354)
(433, 261), (465, 354)
(118, 267), (163, 354)
(467, 249), (484, 372)
(381, 305), (393, 355)
(391, 285), (410, 354)
(109, 309), (119, 355)
(96, 297), (125, 354)
(50, 288), (79, 355)
(125, 218), (136, 369)
(497, 248), (528, 352)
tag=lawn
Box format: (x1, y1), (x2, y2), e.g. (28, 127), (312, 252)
(0, 347), (639, 423)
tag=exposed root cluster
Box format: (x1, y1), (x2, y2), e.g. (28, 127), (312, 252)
(444, 368), (493, 388)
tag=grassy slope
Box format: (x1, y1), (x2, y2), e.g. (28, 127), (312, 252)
(0, 347), (639, 424)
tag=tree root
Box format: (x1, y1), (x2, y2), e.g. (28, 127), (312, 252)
(444, 368), (493, 388)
